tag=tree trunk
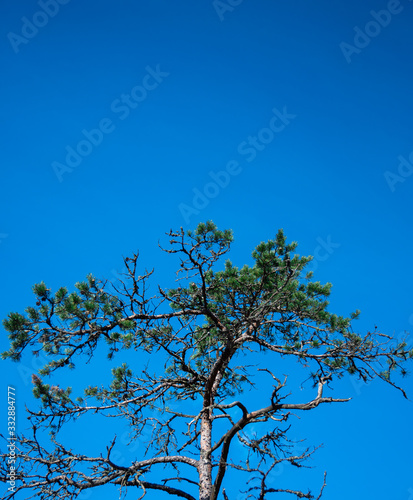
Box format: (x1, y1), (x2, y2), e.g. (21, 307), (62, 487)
(199, 409), (212, 500)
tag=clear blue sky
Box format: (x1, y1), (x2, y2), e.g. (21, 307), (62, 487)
(1, 1), (413, 499)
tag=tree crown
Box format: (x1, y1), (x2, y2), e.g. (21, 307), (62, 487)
(1, 221), (411, 500)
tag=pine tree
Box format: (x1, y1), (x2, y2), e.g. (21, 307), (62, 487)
(1, 221), (411, 500)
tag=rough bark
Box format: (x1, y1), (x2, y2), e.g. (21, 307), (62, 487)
(199, 409), (213, 500)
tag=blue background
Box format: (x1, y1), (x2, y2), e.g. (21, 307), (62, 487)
(1, 1), (412, 499)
